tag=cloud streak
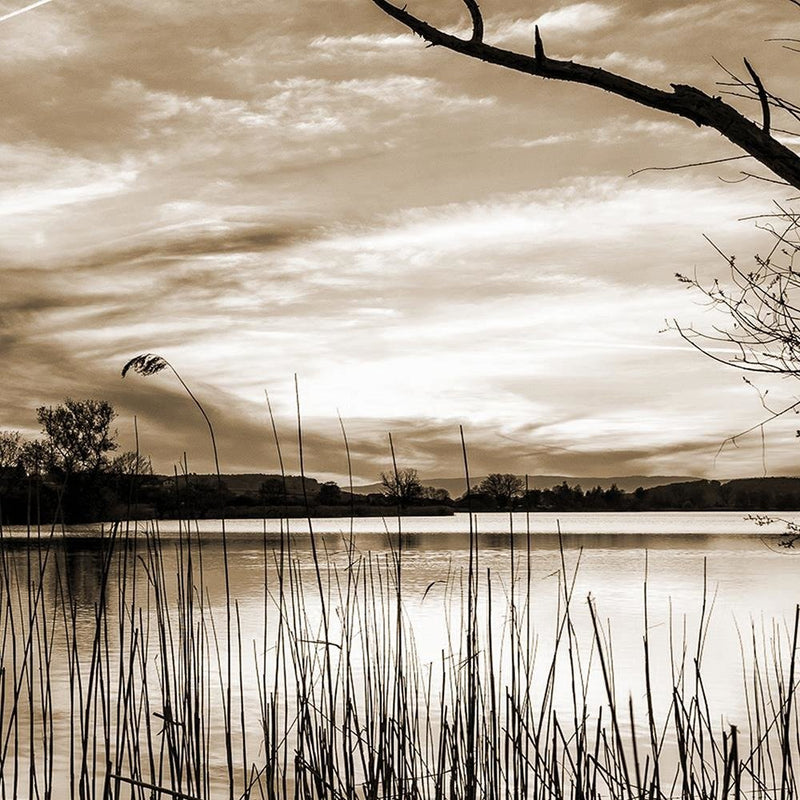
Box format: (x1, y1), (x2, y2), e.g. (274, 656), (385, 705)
(0, 0), (54, 24)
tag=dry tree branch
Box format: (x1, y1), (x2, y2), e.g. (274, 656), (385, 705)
(743, 58), (771, 134)
(461, 0), (483, 43)
(714, 392), (800, 462)
(673, 210), (800, 388)
(368, 0), (800, 188)
(716, 55), (800, 128)
(628, 156), (752, 179)
(721, 172), (791, 186)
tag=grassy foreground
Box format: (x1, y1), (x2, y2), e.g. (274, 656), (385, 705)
(0, 513), (798, 800)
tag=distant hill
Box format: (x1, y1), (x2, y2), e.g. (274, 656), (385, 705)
(351, 474), (702, 497)
(633, 477), (800, 511)
(157, 473), (800, 511)
(161, 473), (321, 495)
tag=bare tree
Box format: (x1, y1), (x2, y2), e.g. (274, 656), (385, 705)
(380, 467), (423, 506)
(676, 215), (800, 376)
(111, 451), (153, 477)
(477, 472), (525, 509)
(368, 0), (800, 188)
(673, 209), (800, 431)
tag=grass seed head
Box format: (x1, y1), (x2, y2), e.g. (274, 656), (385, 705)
(121, 353), (168, 378)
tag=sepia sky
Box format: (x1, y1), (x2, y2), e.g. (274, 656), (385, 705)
(2, 0), (800, 483)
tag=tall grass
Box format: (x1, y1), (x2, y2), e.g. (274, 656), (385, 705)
(1, 512), (799, 799)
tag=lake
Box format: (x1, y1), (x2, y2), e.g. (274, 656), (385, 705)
(2, 510), (799, 798)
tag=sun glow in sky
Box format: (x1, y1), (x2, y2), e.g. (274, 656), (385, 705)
(2, 0), (800, 482)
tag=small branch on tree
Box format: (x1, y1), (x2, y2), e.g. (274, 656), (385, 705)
(673, 210), (800, 383)
(743, 58), (772, 135)
(714, 393), (800, 461)
(719, 171), (790, 185)
(534, 25), (544, 65)
(628, 155), (752, 179)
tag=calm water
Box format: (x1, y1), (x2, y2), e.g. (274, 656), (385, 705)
(3, 511), (800, 797)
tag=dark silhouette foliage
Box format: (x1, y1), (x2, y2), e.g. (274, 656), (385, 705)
(476, 473), (524, 510)
(380, 467), (423, 506)
(36, 399), (118, 475)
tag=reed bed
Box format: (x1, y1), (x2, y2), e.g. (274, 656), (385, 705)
(0, 506), (797, 800)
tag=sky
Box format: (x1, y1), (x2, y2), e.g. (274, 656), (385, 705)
(2, 0), (800, 483)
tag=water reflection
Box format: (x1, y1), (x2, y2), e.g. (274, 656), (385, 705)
(59, 538), (113, 611)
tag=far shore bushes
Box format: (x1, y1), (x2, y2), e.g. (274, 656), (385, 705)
(4, 467), (800, 525)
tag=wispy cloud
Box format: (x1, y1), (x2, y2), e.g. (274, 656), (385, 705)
(309, 32), (418, 55)
(0, 0), (54, 24)
(534, 2), (617, 34)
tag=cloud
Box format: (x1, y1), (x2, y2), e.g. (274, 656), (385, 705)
(313, 175), (772, 289)
(494, 133), (580, 149)
(0, 143), (138, 218)
(0, 0), (83, 62)
(2, 169), (778, 475)
(590, 51), (667, 77)
(308, 32), (419, 57)
(493, 117), (686, 151)
(534, 2), (617, 34)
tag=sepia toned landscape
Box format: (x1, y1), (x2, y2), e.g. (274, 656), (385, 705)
(4, 0), (800, 797)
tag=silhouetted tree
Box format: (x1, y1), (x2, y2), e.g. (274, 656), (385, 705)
(543, 481), (585, 510)
(380, 467), (423, 506)
(260, 477), (285, 504)
(604, 484), (623, 506)
(30, 400), (120, 522)
(317, 481), (343, 505)
(477, 473), (524, 510)
(111, 451), (153, 477)
(37, 399), (118, 475)
(0, 431), (26, 522)
(584, 485), (605, 509)
(421, 485), (451, 503)
(19, 439), (51, 477)
(0, 431), (23, 470)
(521, 488), (542, 510)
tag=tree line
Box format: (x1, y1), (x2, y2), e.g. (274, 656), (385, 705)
(0, 399), (458, 524)
(3, 399), (800, 525)
(461, 476), (800, 513)
(376, 469), (800, 513)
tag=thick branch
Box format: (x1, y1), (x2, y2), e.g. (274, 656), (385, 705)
(369, 0), (800, 189)
(461, 0), (483, 42)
